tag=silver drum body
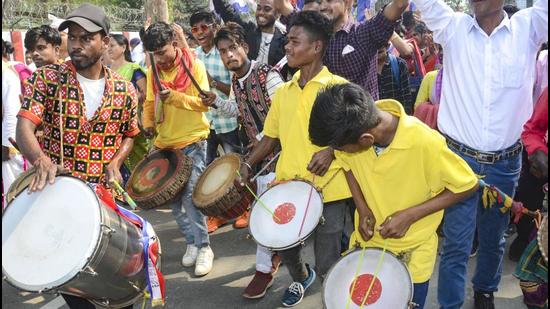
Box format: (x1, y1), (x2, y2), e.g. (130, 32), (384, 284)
(2, 176), (148, 308)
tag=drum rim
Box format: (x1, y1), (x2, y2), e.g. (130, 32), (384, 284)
(2, 176), (104, 293)
(5, 167), (37, 206)
(126, 148), (187, 200)
(537, 214), (548, 264)
(248, 179), (324, 250)
(192, 153), (242, 207)
(322, 247), (414, 309)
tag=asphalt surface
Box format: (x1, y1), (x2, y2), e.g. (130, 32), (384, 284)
(2, 207), (527, 309)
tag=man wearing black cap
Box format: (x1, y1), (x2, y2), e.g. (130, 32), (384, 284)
(16, 4), (138, 308)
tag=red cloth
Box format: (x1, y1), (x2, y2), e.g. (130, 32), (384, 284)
(521, 88), (548, 155)
(414, 102), (440, 130)
(152, 48), (195, 94)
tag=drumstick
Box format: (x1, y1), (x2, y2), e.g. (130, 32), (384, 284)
(8, 137), (20, 152)
(251, 151), (281, 182)
(111, 180), (138, 210)
(236, 170), (280, 222)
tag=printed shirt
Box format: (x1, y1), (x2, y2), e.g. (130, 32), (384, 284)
(18, 62), (140, 183)
(195, 47), (238, 134)
(336, 100), (478, 282)
(263, 67), (351, 203)
(324, 10), (396, 101)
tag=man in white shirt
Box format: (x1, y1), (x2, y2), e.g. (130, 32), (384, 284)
(413, 0), (548, 308)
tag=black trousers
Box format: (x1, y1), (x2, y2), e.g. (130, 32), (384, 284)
(509, 150), (546, 257)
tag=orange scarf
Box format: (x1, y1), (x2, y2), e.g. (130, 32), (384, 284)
(152, 48), (195, 94)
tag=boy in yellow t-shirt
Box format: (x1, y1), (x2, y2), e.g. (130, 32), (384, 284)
(308, 83), (479, 309)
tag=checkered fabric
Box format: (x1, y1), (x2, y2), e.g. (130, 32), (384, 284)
(323, 10), (396, 101)
(196, 47), (238, 134)
(18, 62), (140, 183)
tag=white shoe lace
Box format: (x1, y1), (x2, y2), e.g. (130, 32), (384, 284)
(287, 282), (304, 296)
(196, 248), (212, 265)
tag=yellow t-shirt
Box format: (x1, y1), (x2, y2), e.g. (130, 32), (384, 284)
(336, 99), (478, 283)
(263, 67), (351, 203)
(415, 70), (439, 107)
(143, 57), (210, 149)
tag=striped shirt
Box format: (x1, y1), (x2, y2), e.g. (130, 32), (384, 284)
(195, 47), (239, 134)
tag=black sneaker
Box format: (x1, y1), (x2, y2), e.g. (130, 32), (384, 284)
(474, 291), (495, 309)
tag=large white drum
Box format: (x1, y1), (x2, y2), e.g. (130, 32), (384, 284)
(2, 176), (148, 308)
(323, 248), (414, 309)
(249, 180), (323, 250)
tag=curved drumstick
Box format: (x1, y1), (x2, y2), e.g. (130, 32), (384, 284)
(111, 180), (138, 210)
(251, 151), (281, 182)
(8, 137), (19, 151)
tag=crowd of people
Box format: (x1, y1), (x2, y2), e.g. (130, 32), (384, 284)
(1, 0), (548, 308)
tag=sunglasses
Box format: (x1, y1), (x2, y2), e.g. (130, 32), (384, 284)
(191, 24), (214, 34)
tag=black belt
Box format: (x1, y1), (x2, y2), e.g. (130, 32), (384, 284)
(444, 135), (522, 164)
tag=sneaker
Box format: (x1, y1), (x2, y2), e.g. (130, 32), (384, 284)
(242, 271), (274, 299)
(271, 253), (282, 274)
(474, 291), (495, 309)
(194, 246), (214, 277)
(233, 211), (250, 229)
(504, 224), (516, 238)
(181, 244), (199, 267)
(207, 216), (227, 233)
(281, 264), (316, 307)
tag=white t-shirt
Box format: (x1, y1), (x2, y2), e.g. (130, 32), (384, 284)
(256, 32), (274, 65)
(76, 73), (105, 119)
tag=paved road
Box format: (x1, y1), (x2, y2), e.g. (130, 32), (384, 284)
(2, 207), (526, 309)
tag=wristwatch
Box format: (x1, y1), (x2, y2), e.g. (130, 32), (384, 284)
(210, 79), (218, 89)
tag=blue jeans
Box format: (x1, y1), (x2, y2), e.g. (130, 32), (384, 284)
(413, 281), (430, 309)
(438, 146), (522, 309)
(166, 141), (210, 247)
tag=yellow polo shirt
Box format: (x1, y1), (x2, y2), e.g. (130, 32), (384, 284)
(263, 67), (351, 203)
(143, 58), (210, 149)
(336, 99), (477, 283)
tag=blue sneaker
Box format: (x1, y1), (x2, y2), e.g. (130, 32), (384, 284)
(282, 264), (316, 307)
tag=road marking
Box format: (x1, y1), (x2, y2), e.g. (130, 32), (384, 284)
(39, 296), (65, 309)
(24, 296), (45, 304)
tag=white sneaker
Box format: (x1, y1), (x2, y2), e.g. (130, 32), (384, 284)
(181, 244), (199, 267)
(194, 246), (214, 277)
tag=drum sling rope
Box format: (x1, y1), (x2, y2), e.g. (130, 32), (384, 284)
(346, 239), (390, 309)
(236, 170), (281, 222)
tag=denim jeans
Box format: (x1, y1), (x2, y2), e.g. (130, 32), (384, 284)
(278, 199), (355, 283)
(413, 281), (430, 309)
(206, 129), (243, 165)
(165, 141), (210, 248)
(438, 146), (522, 309)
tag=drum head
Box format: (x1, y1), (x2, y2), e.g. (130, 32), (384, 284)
(193, 154), (240, 206)
(126, 149), (192, 209)
(323, 249), (413, 309)
(249, 180), (323, 250)
(2, 177), (102, 292)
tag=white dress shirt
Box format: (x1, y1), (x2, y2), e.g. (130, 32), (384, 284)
(415, 0), (548, 151)
(2, 64), (21, 148)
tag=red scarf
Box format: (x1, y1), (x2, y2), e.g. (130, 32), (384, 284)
(152, 48), (195, 94)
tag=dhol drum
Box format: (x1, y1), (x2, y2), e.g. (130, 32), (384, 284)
(249, 180), (323, 250)
(323, 248), (414, 309)
(5, 167), (36, 205)
(126, 149), (193, 209)
(2, 176), (153, 308)
(193, 154), (254, 220)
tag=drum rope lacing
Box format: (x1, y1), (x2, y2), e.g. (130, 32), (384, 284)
(346, 239), (390, 309)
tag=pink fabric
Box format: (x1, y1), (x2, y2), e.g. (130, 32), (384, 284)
(533, 50), (548, 104)
(415, 69), (443, 130)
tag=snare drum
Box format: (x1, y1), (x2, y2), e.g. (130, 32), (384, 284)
(2, 176), (152, 308)
(126, 149), (193, 209)
(193, 154), (254, 220)
(249, 180), (323, 250)
(323, 248), (414, 309)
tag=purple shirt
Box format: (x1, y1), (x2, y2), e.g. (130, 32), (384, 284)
(324, 11), (396, 100)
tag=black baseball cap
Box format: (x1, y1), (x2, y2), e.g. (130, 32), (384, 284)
(58, 4), (110, 34)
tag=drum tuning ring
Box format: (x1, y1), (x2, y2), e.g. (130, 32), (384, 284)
(129, 282), (141, 291)
(319, 216), (326, 226)
(81, 266), (98, 277)
(101, 224), (117, 236)
(245, 233), (252, 240)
